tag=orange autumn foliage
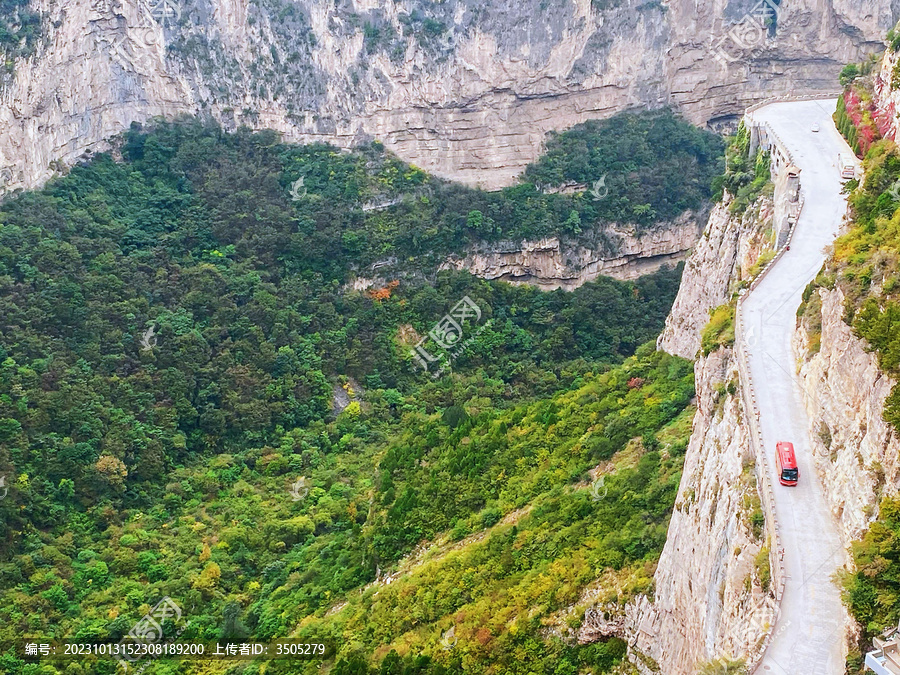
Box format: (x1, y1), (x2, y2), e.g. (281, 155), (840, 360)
(368, 280), (399, 300)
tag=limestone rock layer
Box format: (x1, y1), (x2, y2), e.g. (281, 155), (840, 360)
(0, 0), (893, 192)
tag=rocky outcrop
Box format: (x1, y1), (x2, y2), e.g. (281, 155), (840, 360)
(874, 46), (900, 142)
(0, 0), (894, 193)
(440, 210), (704, 290)
(658, 196), (775, 359)
(794, 287), (900, 542)
(630, 348), (774, 674)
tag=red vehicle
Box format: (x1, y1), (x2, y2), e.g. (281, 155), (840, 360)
(776, 441), (799, 486)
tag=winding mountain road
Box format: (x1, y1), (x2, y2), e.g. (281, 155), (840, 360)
(742, 100), (854, 675)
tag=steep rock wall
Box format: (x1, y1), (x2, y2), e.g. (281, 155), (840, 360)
(794, 286), (900, 542)
(439, 209), (703, 290)
(629, 347), (774, 675)
(874, 46), (900, 142)
(658, 196), (774, 359)
(631, 200), (777, 675)
(0, 0), (894, 193)
(575, 347), (775, 675)
(575, 190), (778, 674)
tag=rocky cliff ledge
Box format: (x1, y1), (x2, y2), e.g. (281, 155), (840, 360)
(794, 287), (900, 542)
(440, 211), (703, 290)
(0, 0), (892, 193)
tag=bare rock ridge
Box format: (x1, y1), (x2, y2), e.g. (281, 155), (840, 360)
(657, 196), (775, 358)
(0, 0), (895, 193)
(439, 209), (705, 289)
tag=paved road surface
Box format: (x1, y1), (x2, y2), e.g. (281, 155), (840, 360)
(742, 99), (853, 675)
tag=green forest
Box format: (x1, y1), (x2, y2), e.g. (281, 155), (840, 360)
(0, 111), (717, 674)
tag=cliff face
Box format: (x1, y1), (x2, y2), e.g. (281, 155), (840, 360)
(874, 45), (900, 141)
(794, 287), (900, 542)
(572, 192), (777, 675)
(439, 209), (704, 290)
(628, 348), (774, 674)
(0, 0), (893, 193)
(658, 196), (774, 359)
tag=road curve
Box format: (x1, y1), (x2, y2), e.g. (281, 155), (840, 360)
(742, 99), (853, 675)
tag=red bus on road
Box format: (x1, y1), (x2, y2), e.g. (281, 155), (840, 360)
(776, 441), (799, 486)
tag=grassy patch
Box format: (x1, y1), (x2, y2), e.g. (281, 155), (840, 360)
(754, 544), (771, 592)
(700, 303), (736, 356)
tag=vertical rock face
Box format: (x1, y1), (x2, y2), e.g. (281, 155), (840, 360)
(438, 209), (705, 290)
(794, 287), (900, 542)
(631, 348), (774, 675)
(0, 0), (195, 190)
(635, 201), (776, 675)
(658, 196), (774, 359)
(874, 42), (900, 141)
(0, 0), (894, 193)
